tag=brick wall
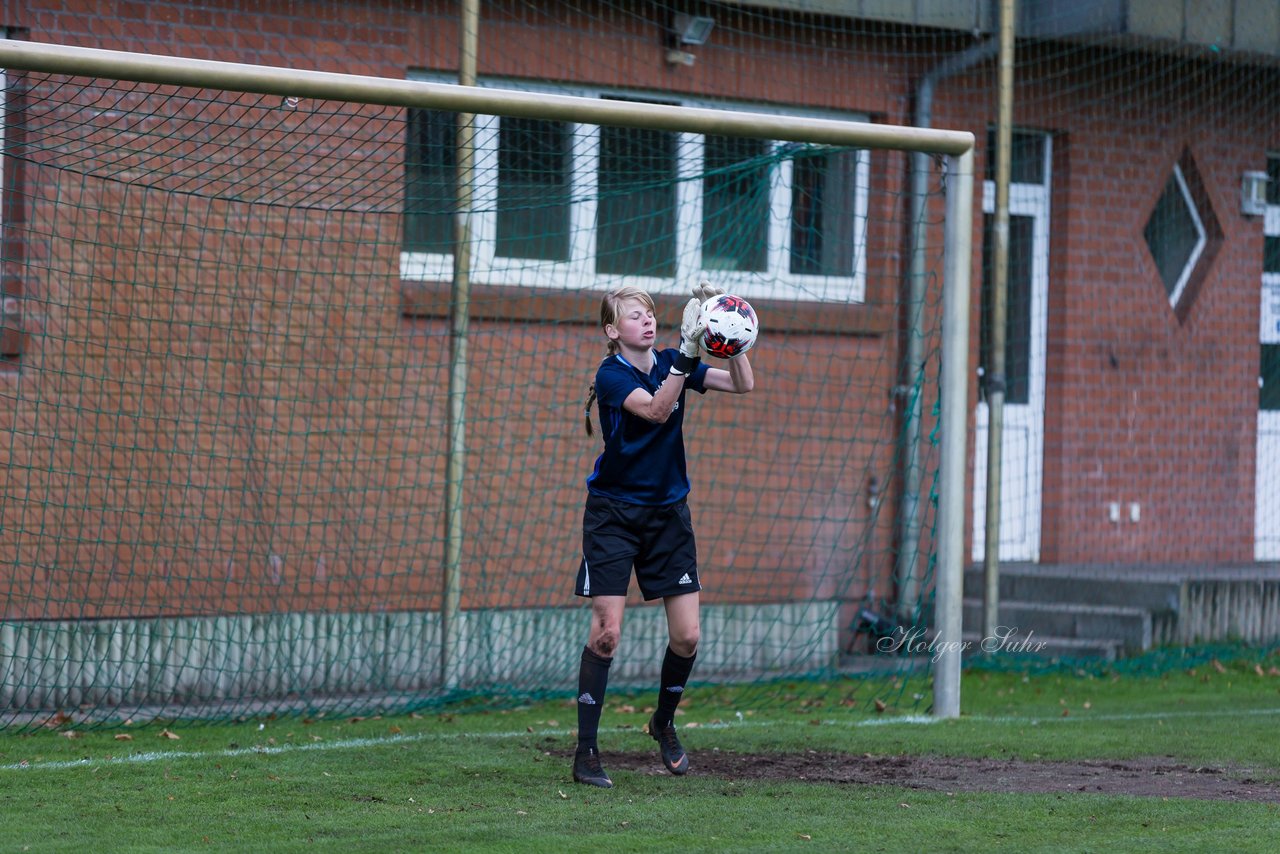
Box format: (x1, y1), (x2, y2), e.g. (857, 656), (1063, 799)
(0, 1), (1274, 626)
(0, 1), (914, 620)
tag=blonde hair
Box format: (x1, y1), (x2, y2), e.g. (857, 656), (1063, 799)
(585, 286), (656, 436)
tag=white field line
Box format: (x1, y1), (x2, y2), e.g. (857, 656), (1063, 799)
(6, 705), (1280, 772)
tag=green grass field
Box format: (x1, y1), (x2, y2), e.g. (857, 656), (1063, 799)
(4, 654), (1280, 852)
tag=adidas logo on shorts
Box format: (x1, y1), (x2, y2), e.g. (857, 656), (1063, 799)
(678, 573), (693, 585)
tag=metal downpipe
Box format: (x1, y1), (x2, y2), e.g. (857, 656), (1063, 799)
(897, 38), (999, 626)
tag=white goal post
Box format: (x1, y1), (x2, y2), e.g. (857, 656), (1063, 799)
(0, 39), (974, 718)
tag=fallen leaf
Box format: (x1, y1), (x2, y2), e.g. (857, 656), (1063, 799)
(874, 699), (887, 713)
(158, 729), (181, 740)
(1212, 659), (1227, 674)
(798, 834), (811, 840)
(59, 730), (80, 739)
(43, 711), (73, 729)
(114, 734), (133, 741)
(558, 790), (568, 799)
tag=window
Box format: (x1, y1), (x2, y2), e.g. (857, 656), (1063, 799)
(980, 214), (1034, 404)
(702, 135), (768, 272)
(496, 117), (571, 262)
(401, 78), (870, 303)
(984, 129), (1047, 184)
(1268, 154), (1280, 206)
(790, 149), (860, 276)
(1141, 149), (1224, 321)
(1143, 163), (1205, 307)
(403, 109), (456, 254)
(596, 120), (677, 277)
(1263, 346), (1280, 411)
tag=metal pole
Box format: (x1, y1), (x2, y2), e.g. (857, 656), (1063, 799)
(983, 0), (1017, 642)
(896, 148), (931, 627)
(442, 0), (480, 691)
(934, 149), (974, 719)
(900, 38), (999, 627)
(0, 41), (972, 154)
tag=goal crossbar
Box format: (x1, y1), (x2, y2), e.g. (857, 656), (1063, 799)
(0, 40), (972, 154)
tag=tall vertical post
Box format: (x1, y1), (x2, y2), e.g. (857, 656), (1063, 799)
(896, 148), (931, 626)
(983, 0), (1017, 643)
(442, 0), (480, 690)
(934, 148), (974, 719)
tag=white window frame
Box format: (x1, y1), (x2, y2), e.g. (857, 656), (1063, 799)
(1256, 154), (1280, 560)
(400, 76), (870, 303)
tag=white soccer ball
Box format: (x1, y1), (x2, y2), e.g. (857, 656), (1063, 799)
(699, 294), (759, 358)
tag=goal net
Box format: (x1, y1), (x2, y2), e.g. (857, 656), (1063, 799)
(0, 46), (972, 727)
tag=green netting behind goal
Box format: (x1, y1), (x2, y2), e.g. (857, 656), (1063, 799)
(0, 69), (952, 728)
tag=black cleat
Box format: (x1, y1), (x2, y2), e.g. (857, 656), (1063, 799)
(572, 747), (613, 788)
(648, 714), (689, 776)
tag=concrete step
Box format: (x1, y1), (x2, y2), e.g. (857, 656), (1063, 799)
(963, 565), (1182, 614)
(961, 631), (1123, 661)
(836, 631), (1123, 669)
(962, 598), (1152, 652)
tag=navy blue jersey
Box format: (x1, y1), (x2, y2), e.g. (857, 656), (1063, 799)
(586, 349), (709, 506)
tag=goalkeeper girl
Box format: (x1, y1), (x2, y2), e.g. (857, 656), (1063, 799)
(571, 281), (755, 789)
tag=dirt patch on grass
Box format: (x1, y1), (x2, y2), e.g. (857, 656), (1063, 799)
(590, 749), (1280, 802)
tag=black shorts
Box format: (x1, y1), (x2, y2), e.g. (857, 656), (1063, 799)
(575, 493), (701, 601)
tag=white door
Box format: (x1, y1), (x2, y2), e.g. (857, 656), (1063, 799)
(972, 135), (1051, 562)
(1257, 190), (1280, 561)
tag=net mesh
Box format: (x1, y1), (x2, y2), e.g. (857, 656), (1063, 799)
(0, 68), (950, 727)
(8, 0), (1278, 730)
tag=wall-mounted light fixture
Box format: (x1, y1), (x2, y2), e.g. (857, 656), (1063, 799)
(673, 13), (715, 45)
(666, 13), (715, 66)
(1242, 170), (1270, 216)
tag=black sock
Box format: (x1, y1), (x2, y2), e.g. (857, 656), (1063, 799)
(652, 646), (696, 731)
(576, 645), (612, 752)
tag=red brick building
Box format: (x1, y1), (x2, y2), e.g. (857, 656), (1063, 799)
(0, 1), (1277, 711)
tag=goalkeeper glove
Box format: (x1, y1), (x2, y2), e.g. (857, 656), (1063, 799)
(694, 278), (725, 303)
(672, 280), (725, 376)
(672, 296), (705, 376)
